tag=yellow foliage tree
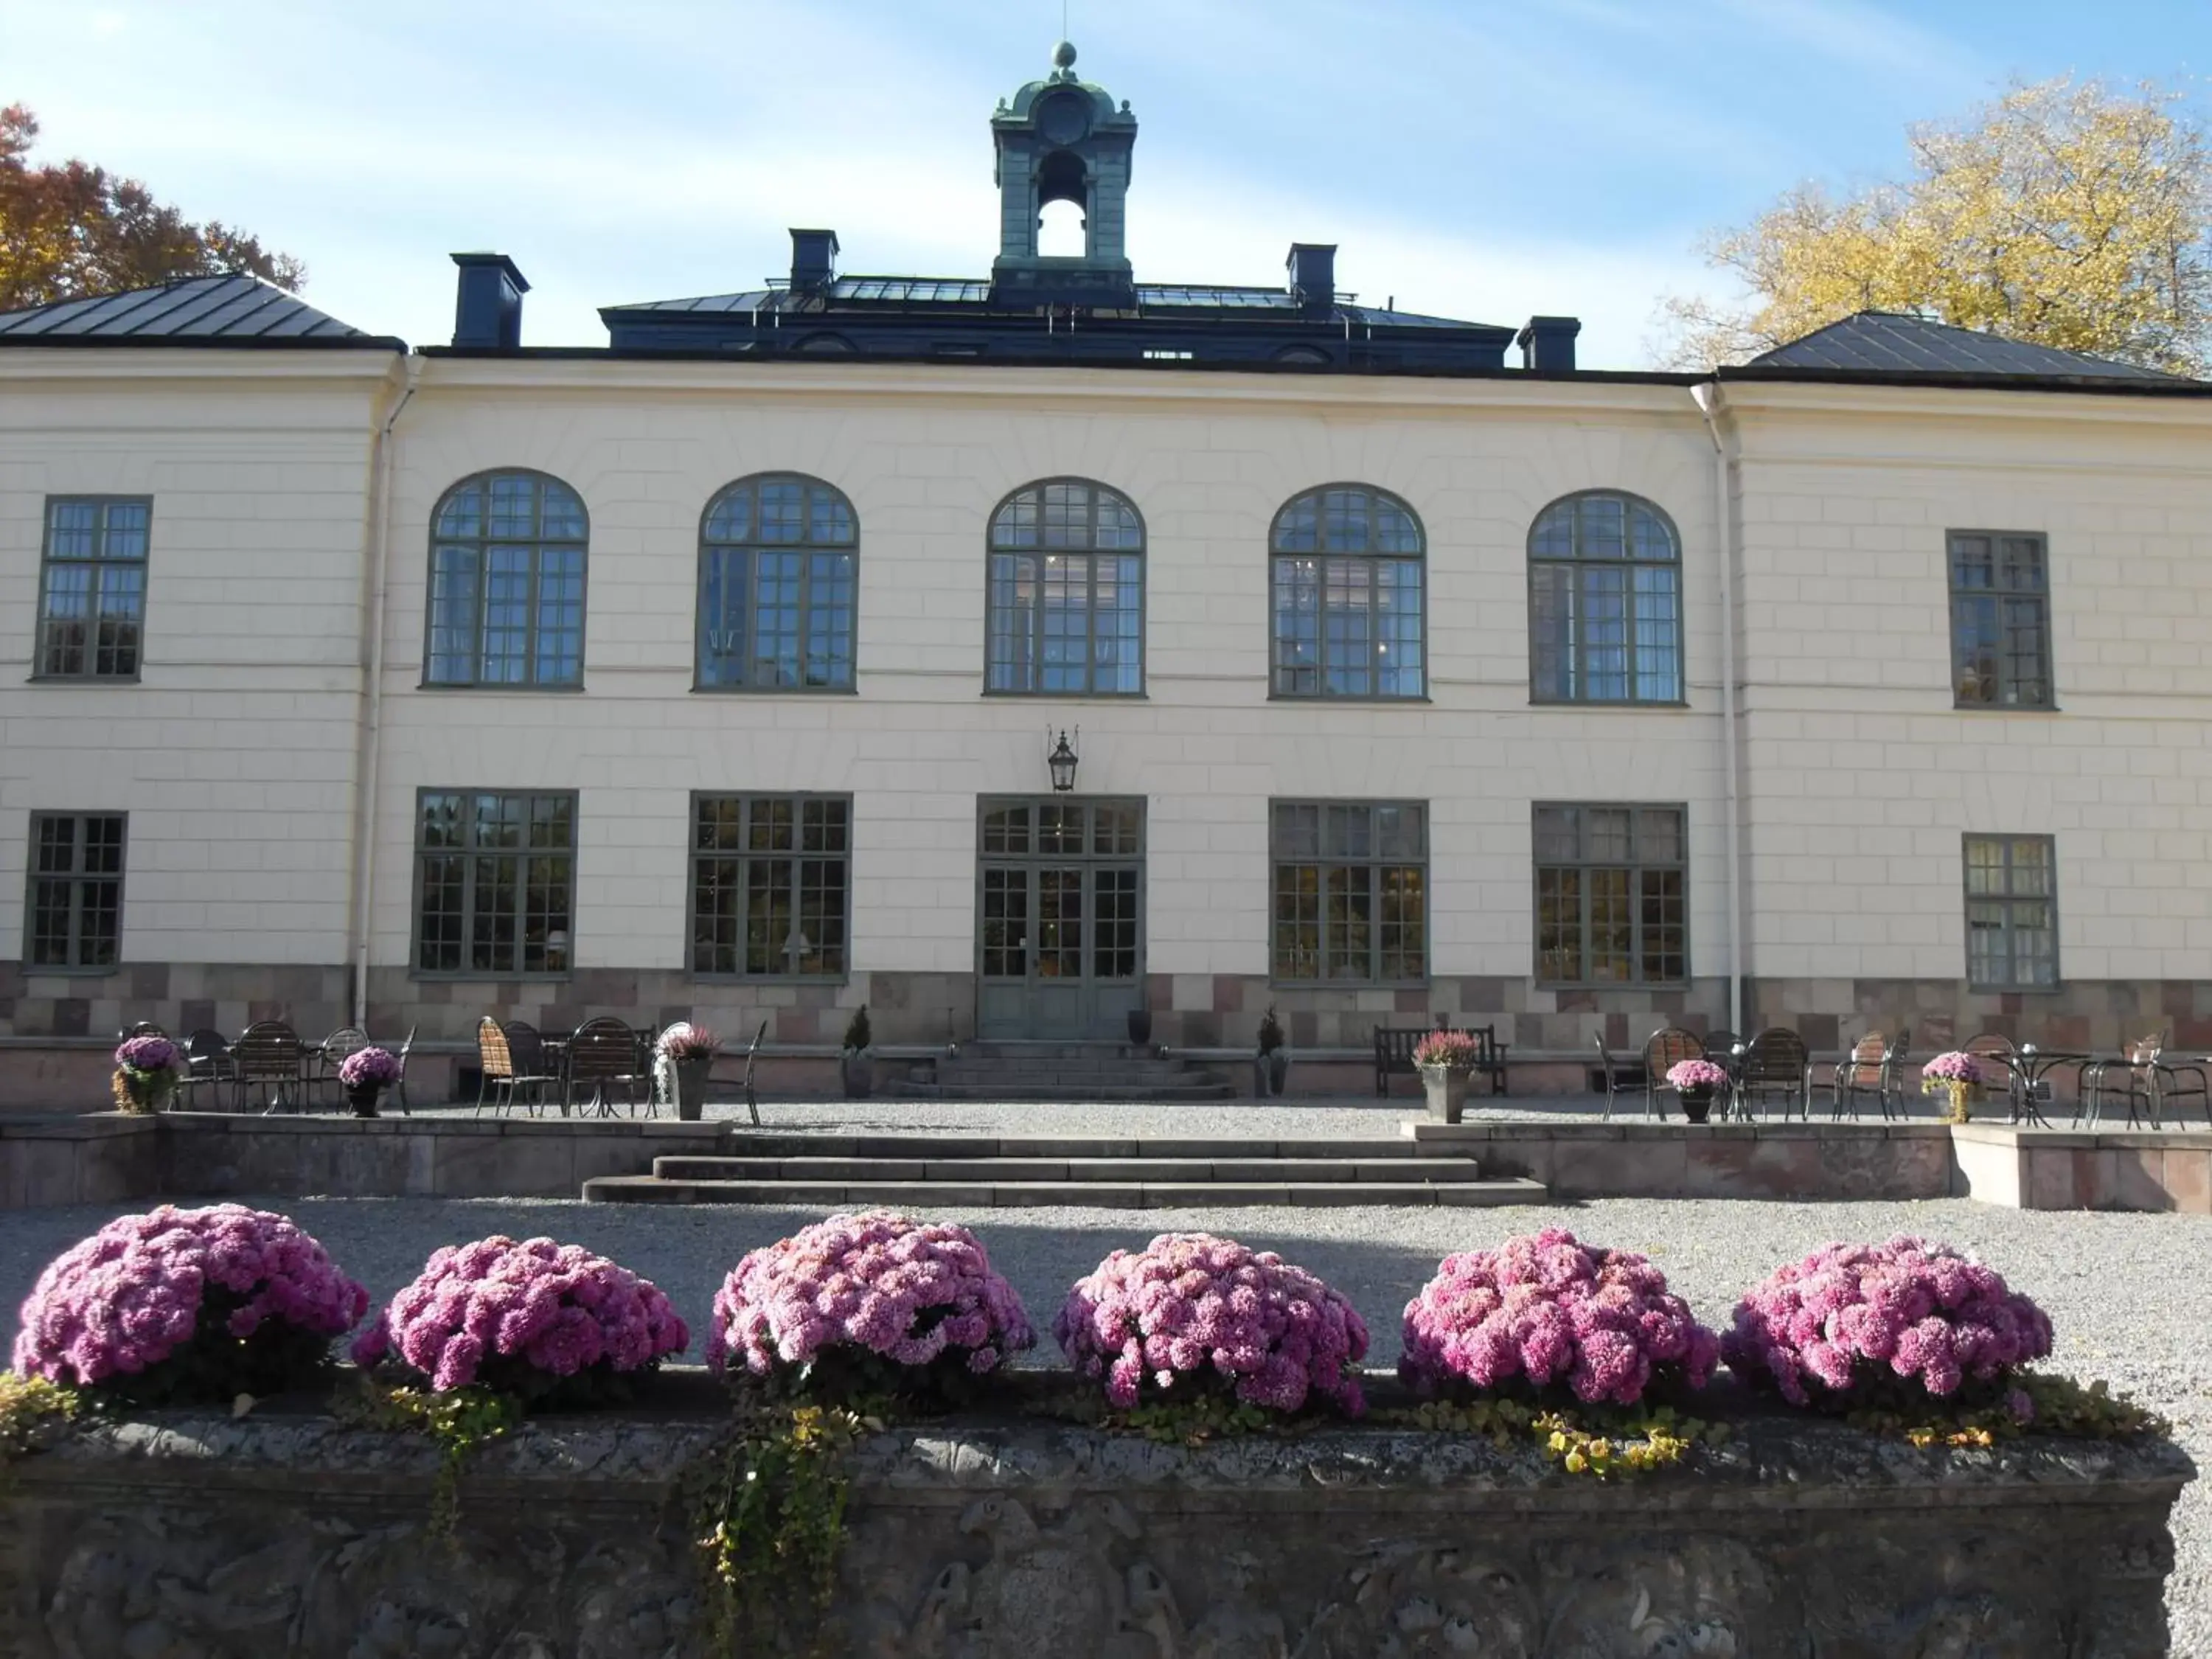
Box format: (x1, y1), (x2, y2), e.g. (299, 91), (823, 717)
(1657, 79), (2212, 375)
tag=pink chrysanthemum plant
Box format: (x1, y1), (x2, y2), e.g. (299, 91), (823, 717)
(1412, 1030), (1481, 1073)
(337, 1046), (401, 1089)
(1055, 1232), (1370, 1418)
(1724, 1236), (2053, 1423)
(1919, 1051), (1982, 1124)
(711, 1213), (1034, 1408)
(111, 1033), (183, 1113)
(352, 1236), (689, 1408)
(1399, 1228), (1721, 1409)
(1665, 1058), (1730, 1093)
(13, 1203), (369, 1403)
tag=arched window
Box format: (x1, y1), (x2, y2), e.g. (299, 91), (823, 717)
(696, 474), (858, 691)
(425, 470), (588, 687)
(1528, 491), (1682, 703)
(1269, 485), (1425, 698)
(986, 479), (1144, 695)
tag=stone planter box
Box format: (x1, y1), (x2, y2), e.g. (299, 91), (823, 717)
(0, 1375), (2188, 1657)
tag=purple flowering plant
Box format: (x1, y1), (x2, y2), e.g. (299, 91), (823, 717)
(1666, 1058), (1730, 1093)
(13, 1204), (369, 1403)
(352, 1236), (689, 1406)
(1399, 1228), (1721, 1408)
(1413, 1030), (1481, 1071)
(115, 1034), (181, 1075)
(337, 1046), (401, 1089)
(711, 1213), (1034, 1406)
(655, 1023), (720, 1062)
(1920, 1051), (1980, 1085)
(1055, 1232), (1370, 1417)
(1724, 1237), (2053, 1421)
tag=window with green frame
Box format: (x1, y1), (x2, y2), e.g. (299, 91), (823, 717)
(1270, 801), (1426, 982)
(1964, 835), (2057, 988)
(1534, 803), (1686, 984)
(690, 795), (851, 977)
(413, 791), (575, 975)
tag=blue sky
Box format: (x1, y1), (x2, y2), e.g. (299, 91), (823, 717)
(6, 1), (2210, 366)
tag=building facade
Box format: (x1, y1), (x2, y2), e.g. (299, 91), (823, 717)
(3, 47), (2209, 1100)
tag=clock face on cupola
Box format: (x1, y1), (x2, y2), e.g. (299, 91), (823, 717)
(989, 41), (1139, 310)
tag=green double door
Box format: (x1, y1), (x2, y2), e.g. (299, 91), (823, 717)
(975, 797), (1144, 1040)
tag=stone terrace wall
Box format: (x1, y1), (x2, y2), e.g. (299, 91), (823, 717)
(0, 1397), (2188, 1658)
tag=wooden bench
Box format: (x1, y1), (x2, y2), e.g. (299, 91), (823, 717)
(1374, 1023), (1509, 1097)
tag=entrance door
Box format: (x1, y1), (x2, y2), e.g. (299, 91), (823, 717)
(976, 797), (1144, 1040)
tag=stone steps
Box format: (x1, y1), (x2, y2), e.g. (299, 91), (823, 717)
(579, 1132), (1552, 1208)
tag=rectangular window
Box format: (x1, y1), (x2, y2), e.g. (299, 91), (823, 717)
(690, 794), (850, 977)
(1270, 801), (1425, 982)
(412, 791), (575, 975)
(36, 498), (150, 680)
(25, 813), (125, 970)
(1964, 835), (2058, 989)
(1533, 804), (1686, 984)
(1949, 532), (2052, 709)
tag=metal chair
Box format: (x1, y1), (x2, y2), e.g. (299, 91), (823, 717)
(305, 1026), (369, 1110)
(2086, 1034), (2211, 1130)
(473, 1018), (549, 1118)
(1739, 1029), (1811, 1120)
(1832, 1027), (1909, 1121)
(564, 1018), (647, 1118)
(500, 1020), (559, 1116)
(1700, 1030), (1745, 1119)
(231, 1020), (305, 1113)
(390, 1026), (417, 1115)
(179, 1029), (234, 1109)
(1592, 1033), (1621, 1121)
(120, 1020), (167, 1039)
(1641, 1027), (1705, 1120)
(1963, 1034), (2023, 1120)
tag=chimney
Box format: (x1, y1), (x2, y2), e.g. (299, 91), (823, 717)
(790, 229), (841, 293)
(1517, 315), (1581, 373)
(1287, 243), (1337, 314)
(450, 253), (529, 349)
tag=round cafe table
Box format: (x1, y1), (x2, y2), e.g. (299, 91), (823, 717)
(2002, 1048), (2086, 1128)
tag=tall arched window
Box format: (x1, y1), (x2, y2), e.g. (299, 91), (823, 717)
(986, 479), (1144, 695)
(1528, 491), (1682, 703)
(1270, 485), (1425, 698)
(425, 470), (588, 687)
(696, 474), (858, 691)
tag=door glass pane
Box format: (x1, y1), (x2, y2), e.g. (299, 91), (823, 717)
(1093, 867), (1138, 978)
(1093, 803), (1141, 856)
(1037, 804), (1084, 855)
(982, 869), (1029, 976)
(982, 805), (1029, 855)
(1036, 869), (1083, 977)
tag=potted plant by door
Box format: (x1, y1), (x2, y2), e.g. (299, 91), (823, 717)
(1126, 1003), (1154, 1048)
(1664, 1057), (1730, 1124)
(655, 1023), (719, 1121)
(111, 1034), (183, 1115)
(337, 1046), (400, 1119)
(841, 1006), (874, 1099)
(1413, 1029), (1481, 1124)
(1255, 1005), (1289, 1098)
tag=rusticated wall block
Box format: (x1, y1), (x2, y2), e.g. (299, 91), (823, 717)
(0, 1394), (2188, 1658)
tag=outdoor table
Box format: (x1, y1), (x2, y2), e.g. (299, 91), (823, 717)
(2003, 1048), (2086, 1127)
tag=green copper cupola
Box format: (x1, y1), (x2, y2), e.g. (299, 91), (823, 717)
(989, 41), (1138, 310)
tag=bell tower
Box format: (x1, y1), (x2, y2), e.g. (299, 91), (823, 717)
(990, 41), (1138, 310)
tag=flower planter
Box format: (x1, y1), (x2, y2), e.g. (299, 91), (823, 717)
(112, 1070), (175, 1115)
(841, 1053), (874, 1100)
(1267, 1051), (1290, 1096)
(672, 1056), (710, 1121)
(1125, 1006), (1153, 1047)
(344, 1083), (382, 1119)
(1419, 1062), (1471, 1124)
(1679, 1085), (1714, 1124)
(1, 1386), (2186, 1658)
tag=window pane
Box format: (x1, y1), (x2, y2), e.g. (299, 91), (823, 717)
(1534, 801), (1688, 984)
(41, 499), (150, 680)
(1529, 493), (1680, 703)
(690, 796), (850, 978)
(698, 477), (858, 691)
(987, 486), (1146, 695)
(1950, 532), (2051, 709)
(1537, 866), (1582, 983)
(1587, 869), (1632, 981)
(1270, 488), (1423, 699)
(427, 473), (587, 687)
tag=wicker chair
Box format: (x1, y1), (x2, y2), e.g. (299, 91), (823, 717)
(1832, 1027), (1909, 1121)
(2086, 1034), (2211, 1130)
(564, 1018), (647, 1118)
(1738, 1029), (1810, 1121)
(232, 1020), (305, 1113)
(1641, 1027), (1705, 1120)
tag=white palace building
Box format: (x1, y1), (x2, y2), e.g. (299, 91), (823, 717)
(3, 44), (2210, 1102)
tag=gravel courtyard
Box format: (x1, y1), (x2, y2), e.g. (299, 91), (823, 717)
(5, 1099), (2204, 1641)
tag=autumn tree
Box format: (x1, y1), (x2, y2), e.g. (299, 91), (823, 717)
(1655, 78), (2212, 375)
(0, 103), (302, 311)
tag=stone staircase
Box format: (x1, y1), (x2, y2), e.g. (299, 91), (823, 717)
(884, 1040), (1237, 1103)
(580, 1132), (1549, 1208)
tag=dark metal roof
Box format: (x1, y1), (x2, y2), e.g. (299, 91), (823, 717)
(1749, 311), (2179, 380)
(605, 276), (1481, 331)
(0, 274), (401, 348)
